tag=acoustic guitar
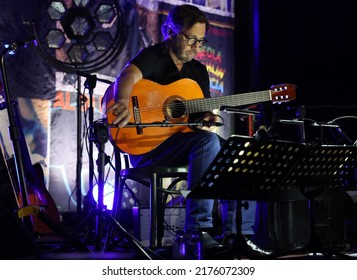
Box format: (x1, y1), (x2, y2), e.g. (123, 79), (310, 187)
(0, 90), (61, 234)
(105, 78), (296, 155)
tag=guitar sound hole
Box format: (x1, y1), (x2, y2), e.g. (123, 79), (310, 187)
(167, 100), (185, 118)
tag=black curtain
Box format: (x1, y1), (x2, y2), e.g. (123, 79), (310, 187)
(236, 0), (357, 105)
(235, 0), (357, 143)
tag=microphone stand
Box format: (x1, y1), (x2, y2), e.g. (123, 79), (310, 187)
(73, 119), (153, 258)
(75, 72), (112, 218)
(107, 120), (225, 129)
(220, 106), (261, 116)
(72, 72), (117, 248)
(76, 74), (82, 220)
(296, 106), (306, 143)
(84, 74), (96, 219)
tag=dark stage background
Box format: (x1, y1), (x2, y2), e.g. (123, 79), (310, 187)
(234, 0), (357, 144)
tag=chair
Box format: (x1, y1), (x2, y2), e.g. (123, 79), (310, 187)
(111, 149), (188, 248)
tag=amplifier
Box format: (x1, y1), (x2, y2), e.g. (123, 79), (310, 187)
(267, 199), (348, 251)
(133, 206), (185, 247)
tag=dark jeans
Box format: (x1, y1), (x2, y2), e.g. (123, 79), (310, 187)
(130, 131), (256, 233)
(130, 130), (221, 230)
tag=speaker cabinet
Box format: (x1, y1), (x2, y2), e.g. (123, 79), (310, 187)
(267, 198), (349, 251)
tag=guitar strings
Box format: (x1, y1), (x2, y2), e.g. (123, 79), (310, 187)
(109, 88), (280, 122)
(120, 90), (275, 120)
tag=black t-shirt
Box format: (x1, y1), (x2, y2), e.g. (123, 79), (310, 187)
(130, 42), (211, 98)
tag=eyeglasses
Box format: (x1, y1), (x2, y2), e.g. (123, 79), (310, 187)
(179, 30), (208, 47)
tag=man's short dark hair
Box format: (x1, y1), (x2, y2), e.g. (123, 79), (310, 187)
(162, 4), (209, 38)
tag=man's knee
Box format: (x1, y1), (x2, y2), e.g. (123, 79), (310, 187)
(197, 131), (221, 147)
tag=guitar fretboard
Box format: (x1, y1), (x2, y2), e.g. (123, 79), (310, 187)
(184, 90), (271, 113)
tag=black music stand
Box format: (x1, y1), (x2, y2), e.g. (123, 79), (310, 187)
(188, 135), (357, 259)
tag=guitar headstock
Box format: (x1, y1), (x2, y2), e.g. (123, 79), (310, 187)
(270, 84), (297, 103)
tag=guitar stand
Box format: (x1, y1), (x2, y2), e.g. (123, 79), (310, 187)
(188, 135), (357, 260)
(18, 206), (91, 253)
(1, 46), (90, 255)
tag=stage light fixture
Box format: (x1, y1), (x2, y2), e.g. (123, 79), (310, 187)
(33, 0), (127, 73)
(93, 31), (113, 51)
(47, 1), (66, 20)
(46, 29), (66, 49)
(92, 183), (115, 210)
(96, 4), (116, 23)
(61, 6), (95, 40)
(74, 0), (90, 6)
(68, 44), (89, 63)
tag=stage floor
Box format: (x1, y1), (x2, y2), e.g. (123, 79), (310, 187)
(31, 231), (357, 260)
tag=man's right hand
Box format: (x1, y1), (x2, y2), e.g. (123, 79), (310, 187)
(106, 99), (132, 128)
(104, 64), (143, 128)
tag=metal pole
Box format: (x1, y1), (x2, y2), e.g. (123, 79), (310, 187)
(76, 75), (82, 220)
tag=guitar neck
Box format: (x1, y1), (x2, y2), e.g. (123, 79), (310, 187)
(11, 101), (36, 183)
(184, 90), (271, 113)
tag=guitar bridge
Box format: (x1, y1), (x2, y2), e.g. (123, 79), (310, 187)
(132, 96), (143, 134)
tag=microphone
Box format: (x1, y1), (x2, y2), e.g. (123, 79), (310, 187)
(93, 118), (108, 127)
(75, 71), (113, 85)
(253, 125), (269, 142)
(311, 122), (340, 128)
(278, 119), (304, 125)
(200, 120), (224, 127)
(220, 106), (260, 115)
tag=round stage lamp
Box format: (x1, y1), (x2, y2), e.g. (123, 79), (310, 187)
(32, 0), (128, 73)
(92, 183), (115, 211)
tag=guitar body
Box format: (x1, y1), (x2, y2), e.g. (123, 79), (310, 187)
(6, 97), (61, 235)
(2, 78), (60, 235)
(106, 78), (296, 155)
(17, 163), (61, 234)
(106, 79), (204, 155)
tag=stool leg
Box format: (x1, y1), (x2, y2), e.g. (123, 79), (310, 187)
(150, 173), (158, 248)
(156, 176), (165, 248)
(112, 176), (124, 220)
